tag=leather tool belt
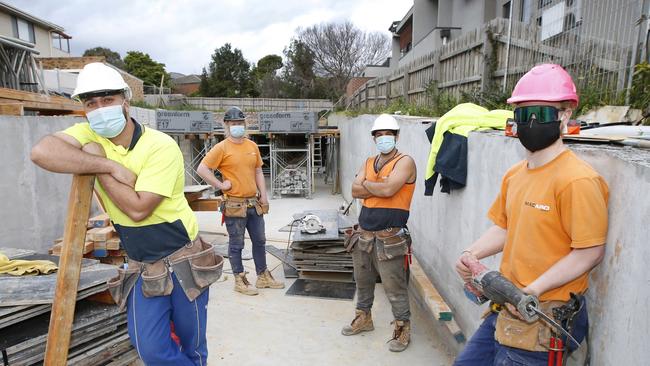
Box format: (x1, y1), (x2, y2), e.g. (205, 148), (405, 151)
(221, 195), (269, 217)
(347, 226), (411, 261)
(107, 236), (224, 309)
(495, 299), (568, 352)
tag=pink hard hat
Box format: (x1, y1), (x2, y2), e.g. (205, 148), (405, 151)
(507, 64), (578, 105)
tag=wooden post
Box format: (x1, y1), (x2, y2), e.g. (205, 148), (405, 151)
(403, 70), (410, 103)
(480, 24), (493, 92)
(385, 76), (391, 107)
(44, 174), (95, 365)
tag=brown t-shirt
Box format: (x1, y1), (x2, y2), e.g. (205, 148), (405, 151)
(201, 138), (263, 198)
(488, 150), (609, 301)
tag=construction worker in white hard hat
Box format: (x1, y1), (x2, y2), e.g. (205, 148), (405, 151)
(342, 114), (417, 352)
(31, 62), (220, 365)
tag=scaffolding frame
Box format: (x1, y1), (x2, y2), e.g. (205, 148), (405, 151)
(171, 130), (338, 198)
(269, 134), (313, 199)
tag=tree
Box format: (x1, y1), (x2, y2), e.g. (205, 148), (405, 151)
(281, 40), (317, 99)
(295, 21), (390, 97)
(200, 43), (255, 97)
(83, 47), (125, 69)
(252, 54), (283, 98)
(123, 51), (170, 87)
(254, 54), (283, 78)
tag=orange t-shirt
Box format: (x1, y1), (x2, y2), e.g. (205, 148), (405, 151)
(201, 138), (263, 198)
(488, 150), (609, 301)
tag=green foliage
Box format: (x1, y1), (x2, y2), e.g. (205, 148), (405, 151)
(251, 54), (284, 98)
(629, 62), (650, 124)
(282, 40), (316, 98)
(254, 54), (283, 78)
(459, 88), (510, 111)
(574, 76), (625, 116)
(83, 47), (125, 69)
(200, 43), (255, 98)
(123, 51), (170, 88)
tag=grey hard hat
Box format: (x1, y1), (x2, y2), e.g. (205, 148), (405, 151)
(224, 106), (245, 121)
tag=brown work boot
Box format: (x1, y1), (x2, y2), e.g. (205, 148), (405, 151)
(234, 272), (259, 296)
(388, 320), (411, 352)
(341, 309), (374, 336)
(255, 269), (285, 289)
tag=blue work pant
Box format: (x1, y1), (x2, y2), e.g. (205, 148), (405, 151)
(127, 273), (209, 366)
(225, 207), (267, 275)
(454, 300), (588, 366)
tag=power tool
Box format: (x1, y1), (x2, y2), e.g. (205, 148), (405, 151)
(461, 255), (580, 348)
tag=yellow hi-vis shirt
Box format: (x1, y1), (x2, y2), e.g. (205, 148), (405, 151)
(63, 120), (198, 262)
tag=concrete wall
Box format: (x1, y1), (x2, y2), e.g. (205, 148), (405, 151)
(0, 109), (156, 254)
(332, 113), (650, 365)
(413, 0), (437, 45)
(0, 116), (84, 253)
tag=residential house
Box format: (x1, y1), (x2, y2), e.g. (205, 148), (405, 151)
(0, 1), (71, 57)
(39, 57), (145, 101)
(376, 0), (622, 75)
(171, 74), (201, 96)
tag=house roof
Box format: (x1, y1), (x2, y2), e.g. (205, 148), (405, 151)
(0, 2), (66, 33)
(172, 74), (201, 85)
(169, 72), (186, 79)
(390, 5), (414, 34)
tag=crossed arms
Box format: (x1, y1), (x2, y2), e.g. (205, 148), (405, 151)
(31, 134), (162, 222)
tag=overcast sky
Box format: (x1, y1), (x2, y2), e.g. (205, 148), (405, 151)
(5, 0), (412, 75)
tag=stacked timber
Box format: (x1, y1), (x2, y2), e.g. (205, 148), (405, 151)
(0, 249), (139, 365)
(49, 213), (127, 267)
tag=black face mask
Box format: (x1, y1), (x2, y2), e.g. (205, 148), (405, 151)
(516, 120), (561, 152)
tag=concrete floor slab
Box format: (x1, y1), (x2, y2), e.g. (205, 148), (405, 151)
(195, 183), (453, 365)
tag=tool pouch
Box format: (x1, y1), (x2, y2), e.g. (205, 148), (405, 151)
(255, 201), (270, 216)
(170, 238), (224, 301)
(376, 229), (411, 261)
(356, 231), (375, 254)
(107, 265), (141, 310)
(344, 225), (361, 253)
(495, 300), (564, 352)
(223, 200), (247, 218)
(141, 260), (173, 298)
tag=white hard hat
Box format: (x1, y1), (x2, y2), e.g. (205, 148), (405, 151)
(370, 114), (400, 134)
(72, 62), (132, 101)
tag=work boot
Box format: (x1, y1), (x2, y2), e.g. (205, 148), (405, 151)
(388, 320), (411, 352)
(234, 272), (259, 296)
(255, 269), (285, 289)
(341, 309), (374, 336)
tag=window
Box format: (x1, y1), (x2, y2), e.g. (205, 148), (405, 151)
(563, 13), (577, 30)
(11, 16), (35, 43)
(503, 1), (511, 19)
(51, 33), (70, 53)
(537, 17), (543, 26)
(520, 0), (532, 23)
(538, 0), (553, 8)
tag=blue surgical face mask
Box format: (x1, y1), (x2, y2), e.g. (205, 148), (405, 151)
(86, 104), (127, 138)
(230, 125), (246, 138)
(375, 135), (396, 154)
